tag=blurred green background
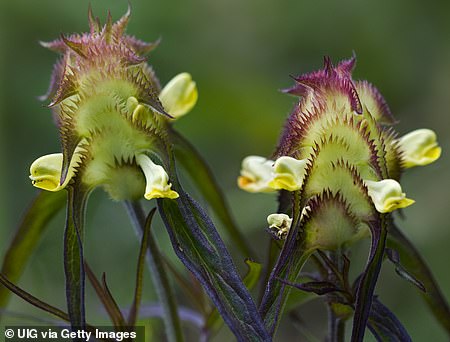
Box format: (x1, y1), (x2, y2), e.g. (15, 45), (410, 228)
(1, 0), (449, 340)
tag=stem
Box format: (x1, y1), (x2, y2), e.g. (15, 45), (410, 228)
(124, 201), (184, 342)
(327, 250), (346, 342)
(328, 308), (345, 342)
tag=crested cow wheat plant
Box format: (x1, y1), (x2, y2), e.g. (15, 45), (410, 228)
(1, 6), (449, 342)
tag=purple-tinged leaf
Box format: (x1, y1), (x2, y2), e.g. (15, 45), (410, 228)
(205, 259), (263, 337)
(171, 130), (255, 259)
(368, 297), (412, 342)
(385, 248), (426, 292)
(64, 186), (88, 330)
(277, 278), (343, 296)
(388, 224), (450, 335)
(158, 188), (270, 342)
(351, 214), (387, 342)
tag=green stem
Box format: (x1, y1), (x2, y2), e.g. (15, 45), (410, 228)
(124, 201), (184, 342)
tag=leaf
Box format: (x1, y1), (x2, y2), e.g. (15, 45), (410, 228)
(387, 223), (450, 335)
(128, 208), (157, 326)
(64, 186), (88, 329)
(259, 191), (312, 337)
(351, 214), (387, 342)
(368, 297), (412, 342)
(158, 187), (270, 341)
(124, 201), (184, 342)
(170, 130), (254, 258)
(0, 190), (66, 309)
(205, 259), (263, 336)
(385, 248), (426, 292)
(0, 273), (113, 341)
(0, 273), (69, 322)
(85, 264), (126, 328)
(277, 278), (342, 296)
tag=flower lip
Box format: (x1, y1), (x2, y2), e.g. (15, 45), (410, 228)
(397, 129), (441, 168)
(136, 154), (179, 200)
(29, 153), (69, 192)
(364, 179), (415, 213)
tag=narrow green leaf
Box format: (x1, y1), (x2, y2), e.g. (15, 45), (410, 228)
(128, 208), (157, 327)
(124, 201), (184, 342)
(64, 186), (88, 329)
(0, 190), (66, 309)
(171, 130), (254, 258)
(158, 187), (270, 341)
(388, 224), (450, 335)
(205, 259), (263, 335)
(85, 264), (126, 328)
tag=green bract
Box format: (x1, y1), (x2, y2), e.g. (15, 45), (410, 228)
(239, 57), (441, 250)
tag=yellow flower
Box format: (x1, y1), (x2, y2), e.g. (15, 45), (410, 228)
(365, 179), (415, 213)
(159, 73), (198, 119)
(238, 156), (275, 193)
(268, 156), (307, 191)
(135, 154), (179, 200)
(267, 213), (292, 240)
(397, 129), (441, 168)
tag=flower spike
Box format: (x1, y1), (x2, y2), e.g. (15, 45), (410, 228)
(397, 129), (441, 168)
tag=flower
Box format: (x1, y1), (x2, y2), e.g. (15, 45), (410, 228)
(365, 179), (415, 213)
(397, 129), (441, 168)
(29, 9), (197, 201)
(268, 156), (307, 191)
(237, 156), (275, 193)
(267, 213), (292, 240)
(159, 73), (198, 118)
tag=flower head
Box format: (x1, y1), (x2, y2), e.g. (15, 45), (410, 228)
(30, 8), (197, 201)
(239, 56), (440, 250)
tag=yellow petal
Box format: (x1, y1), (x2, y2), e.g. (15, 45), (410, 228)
(267, 213), (292, 240)
(136, 154), (179, 200)
(29, 153), (78, 191)
(397, 129), (441, 168)
(365, 179), (415, 213)
(159, 73), (198, 119)
(268, 156), (307, 191)
(238, 156), (275, 193)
